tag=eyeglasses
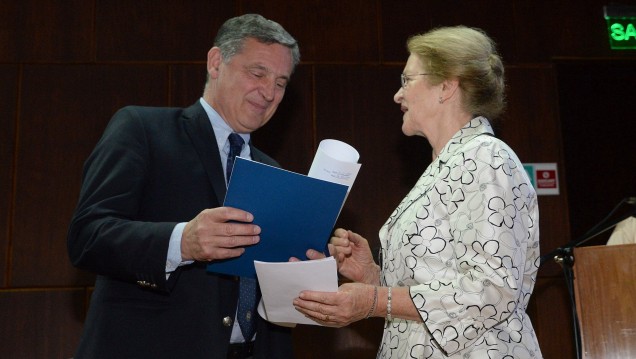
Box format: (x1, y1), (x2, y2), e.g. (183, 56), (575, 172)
(400, 73), (430, 88)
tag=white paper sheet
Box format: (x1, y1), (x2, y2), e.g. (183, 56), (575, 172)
(255, 256), (338, 326)
(308, 139), (361, 191)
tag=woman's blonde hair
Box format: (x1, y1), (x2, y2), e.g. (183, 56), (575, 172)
(407, 26), (506, 119)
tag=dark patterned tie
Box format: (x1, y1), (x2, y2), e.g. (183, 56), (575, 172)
(226, 133), (244, 184)
(226, 133), (259, 340)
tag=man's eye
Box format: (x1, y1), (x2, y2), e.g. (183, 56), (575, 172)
(276, 81), (287, 89)
(251, 71), (265, 78)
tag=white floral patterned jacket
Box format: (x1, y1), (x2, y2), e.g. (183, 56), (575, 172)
(377, 117), (543, 359)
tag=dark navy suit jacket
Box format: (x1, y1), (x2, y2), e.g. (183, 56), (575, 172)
(68, 101), (293, 358)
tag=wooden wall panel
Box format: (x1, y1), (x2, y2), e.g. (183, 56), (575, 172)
(532, 276), (576, 359)
(380, 1), (518, 63)
(168, 64), (207, 108)
(501, 66), (562, 161)
(11, 65), (168, 287)
(95, 0), (236, 62)
(504, 66), (572, 277)
(0, 289), (85, 359)
(244, 0), (380, 63)
(0, 0), (94, 63)
(0, 66), (18, 288)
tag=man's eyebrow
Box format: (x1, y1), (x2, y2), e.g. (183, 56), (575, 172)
(247, 64), (268, 71)
(246, 64), (290, 81)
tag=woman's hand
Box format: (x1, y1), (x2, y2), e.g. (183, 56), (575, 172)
(293, 282), (375, 327)
(329, 228), (379, 284)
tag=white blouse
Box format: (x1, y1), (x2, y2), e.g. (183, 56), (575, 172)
(377, 117), (543, 359)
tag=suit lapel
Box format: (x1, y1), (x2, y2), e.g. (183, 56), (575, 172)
(249, 144), (265, 163)
(181, 103), (228, 204)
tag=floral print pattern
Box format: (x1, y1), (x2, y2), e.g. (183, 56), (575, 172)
(377, 118), (542, 358)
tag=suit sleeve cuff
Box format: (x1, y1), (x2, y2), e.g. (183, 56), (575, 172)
(166, 222), (193, 274)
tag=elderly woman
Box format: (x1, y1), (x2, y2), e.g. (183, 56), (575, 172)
(295, 26), (543, 358)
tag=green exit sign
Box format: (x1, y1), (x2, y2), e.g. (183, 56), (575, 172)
(604, 5), (636, 50)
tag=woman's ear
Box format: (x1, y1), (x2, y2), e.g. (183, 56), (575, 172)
(440, 78), (460, 103)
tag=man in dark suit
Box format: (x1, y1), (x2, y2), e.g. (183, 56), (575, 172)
(67, 14), (301, 359)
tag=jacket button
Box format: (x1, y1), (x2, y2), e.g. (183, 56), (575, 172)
(223, 316), (233, 327)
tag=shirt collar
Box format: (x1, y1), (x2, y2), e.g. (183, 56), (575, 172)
(199, 98), (250, 153)
(437, 116), (494, 164)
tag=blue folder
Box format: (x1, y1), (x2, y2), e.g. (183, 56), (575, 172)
(206, 157), (348, 278)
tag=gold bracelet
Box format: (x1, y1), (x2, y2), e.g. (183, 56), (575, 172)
(366, 286), (378, 319)
(386, 287), (392, 322)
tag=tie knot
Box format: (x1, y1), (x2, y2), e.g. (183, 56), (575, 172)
(228, 133), (244, 150)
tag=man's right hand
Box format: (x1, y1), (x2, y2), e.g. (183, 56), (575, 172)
(181, 207), (260, 262)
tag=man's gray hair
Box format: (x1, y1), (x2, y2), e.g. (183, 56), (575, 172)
(214, 13), (300, 68)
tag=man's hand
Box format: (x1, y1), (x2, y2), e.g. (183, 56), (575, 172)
(181, 207), (260, 262)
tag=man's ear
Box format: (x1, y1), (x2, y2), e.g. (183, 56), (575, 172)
(207, 47), (223, 79)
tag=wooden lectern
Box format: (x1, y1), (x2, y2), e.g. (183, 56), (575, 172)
(573, 243), (636, 359)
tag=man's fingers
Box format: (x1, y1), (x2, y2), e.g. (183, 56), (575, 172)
(194, 216), (260, 238)
(222, 234), (260, 248)
(306, 248), (326, 260)
(204, 206), (254, 223)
